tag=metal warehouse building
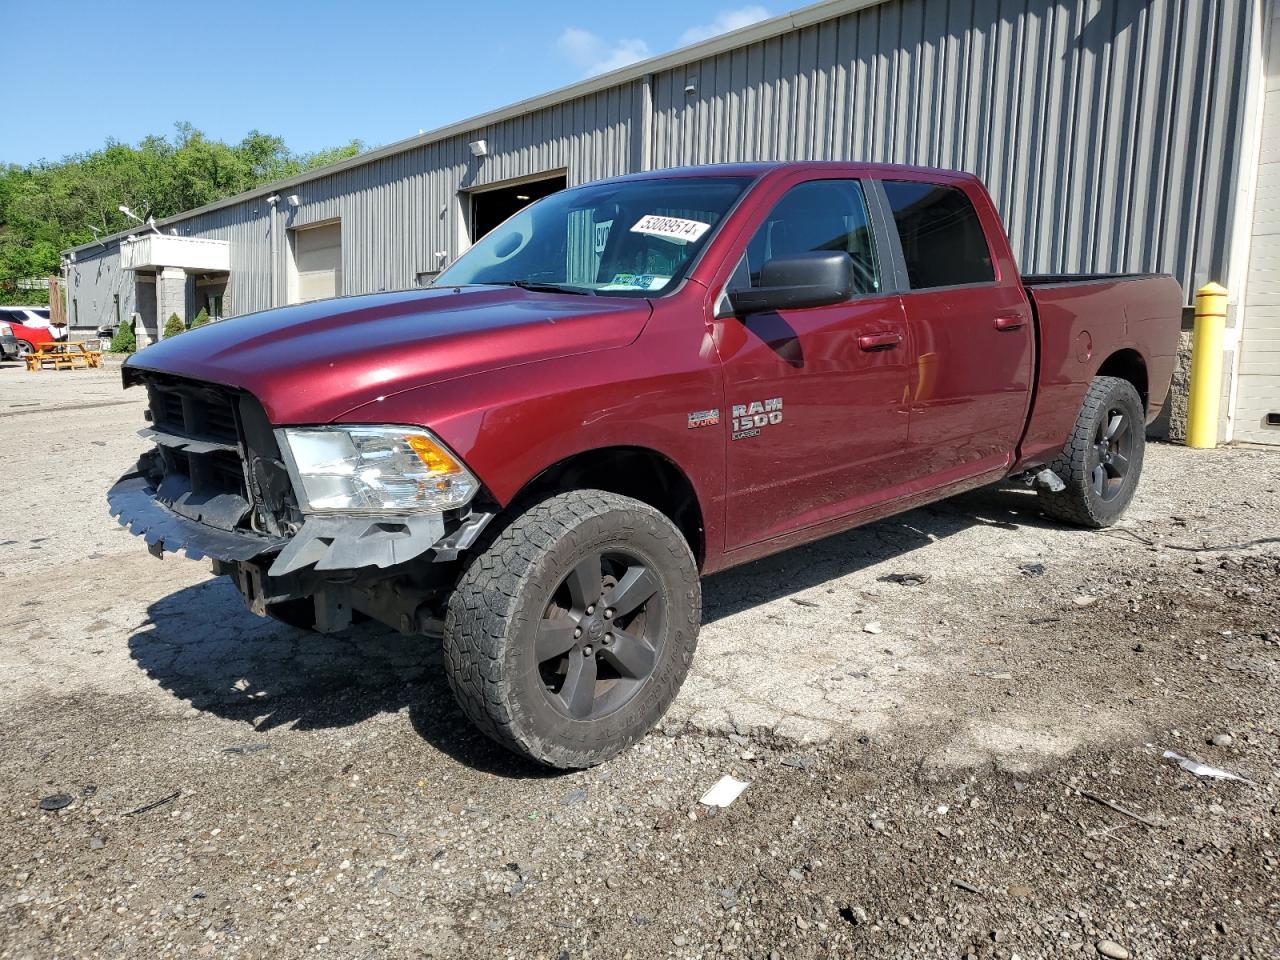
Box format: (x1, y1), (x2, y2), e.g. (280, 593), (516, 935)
(65, 0), (1280, 445)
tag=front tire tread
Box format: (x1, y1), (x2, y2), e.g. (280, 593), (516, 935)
(443, 490), (698, 769)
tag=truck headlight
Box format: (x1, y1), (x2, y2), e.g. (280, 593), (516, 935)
(277, 426), (479, 514)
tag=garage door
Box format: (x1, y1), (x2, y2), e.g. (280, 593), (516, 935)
(293, 222), (342, 303)
(1237, 10), (1280, 444)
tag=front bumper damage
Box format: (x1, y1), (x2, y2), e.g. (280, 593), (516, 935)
(109, 467), (494, 633)
(108, 472), (289, 562)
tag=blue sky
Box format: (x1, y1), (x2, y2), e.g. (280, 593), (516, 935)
(0, 0), (775, 165)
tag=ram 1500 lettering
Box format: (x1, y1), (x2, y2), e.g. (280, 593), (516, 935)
(110, 162), (1182, 767)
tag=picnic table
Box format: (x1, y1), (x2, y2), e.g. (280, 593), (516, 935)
(24, 341), (103, 372)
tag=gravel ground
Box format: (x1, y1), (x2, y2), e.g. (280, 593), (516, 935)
(1, 362), (1278, 959)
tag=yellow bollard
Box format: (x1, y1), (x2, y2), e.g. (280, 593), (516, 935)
(1186, 282), (1228, 449)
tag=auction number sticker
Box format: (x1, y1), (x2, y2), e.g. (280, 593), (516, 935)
(630, 214), (711, 244)
(602, 273), (671, 291)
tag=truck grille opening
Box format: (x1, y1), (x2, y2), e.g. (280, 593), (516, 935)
(149, 384), (240, 446)
(143, 380), (251, 530)
(130, 372), (302, 538)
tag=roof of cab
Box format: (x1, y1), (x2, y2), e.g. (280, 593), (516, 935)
(594, 160), (978, 185)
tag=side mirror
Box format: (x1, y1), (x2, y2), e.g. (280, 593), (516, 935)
(725, 252), (855, 315)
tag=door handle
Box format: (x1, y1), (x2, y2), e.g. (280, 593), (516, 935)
(994, 315), (1026, 331)
(858, 331), (902, 352)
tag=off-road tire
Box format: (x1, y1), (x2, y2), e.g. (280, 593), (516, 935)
(443, 490), (701, 769)
(1038, 375), (1146, 528)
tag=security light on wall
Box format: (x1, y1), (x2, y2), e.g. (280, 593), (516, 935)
(287, 195), (301, 208)
(469, 139), (488, 158)
(266, 194), (280, 206)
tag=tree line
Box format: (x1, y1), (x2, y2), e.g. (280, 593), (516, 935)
(0, 123), (363, 305)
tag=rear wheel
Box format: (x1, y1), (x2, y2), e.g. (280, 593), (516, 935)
(15, 340), (34, 357)
(443, 490), (700, 768)
(1038, 375), (1146, 528)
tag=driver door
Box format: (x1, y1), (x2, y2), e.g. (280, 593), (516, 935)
(713, 178), (913, 550)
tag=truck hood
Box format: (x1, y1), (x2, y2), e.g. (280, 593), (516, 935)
(124, 286), (653, 423)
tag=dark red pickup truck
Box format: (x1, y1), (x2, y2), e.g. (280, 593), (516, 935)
(110, 162), (1182, 767)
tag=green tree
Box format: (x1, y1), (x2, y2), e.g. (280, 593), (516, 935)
(109, 319), (136, 354)
(0, 124), (365, 305)
(163, 313), (185, 339)
(191, 307), (210, 328)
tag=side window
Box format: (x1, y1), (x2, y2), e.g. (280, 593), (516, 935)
(735, 180), (880, 296)
(881, 181), (995, 289)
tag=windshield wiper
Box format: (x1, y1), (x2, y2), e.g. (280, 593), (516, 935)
(483, 280), (597, 296)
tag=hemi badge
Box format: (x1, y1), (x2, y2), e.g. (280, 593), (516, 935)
(687, 409), (720, 429)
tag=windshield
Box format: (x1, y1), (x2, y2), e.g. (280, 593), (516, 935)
(436, 176), (752, 297)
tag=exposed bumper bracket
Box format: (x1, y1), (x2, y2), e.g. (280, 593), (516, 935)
(266, 513), (447, 577)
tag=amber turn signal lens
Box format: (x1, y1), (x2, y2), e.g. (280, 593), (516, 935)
(406, 434), (463, 474)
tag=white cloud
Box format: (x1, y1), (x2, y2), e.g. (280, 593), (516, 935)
(555, 7), (771, 77)
(678, 5), (772, 46)
(556, 27), (652, 77)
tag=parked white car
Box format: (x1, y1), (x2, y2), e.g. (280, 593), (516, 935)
(0, 306), (67, 340)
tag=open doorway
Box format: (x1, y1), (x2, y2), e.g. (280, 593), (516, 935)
(470, 173), (567, 240)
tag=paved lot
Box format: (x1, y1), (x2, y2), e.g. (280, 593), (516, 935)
(1, 360), (1278, 958)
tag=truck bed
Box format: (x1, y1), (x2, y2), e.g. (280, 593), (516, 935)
(1021, 272), (1167, 286)
(1017, 272), (1183, 470)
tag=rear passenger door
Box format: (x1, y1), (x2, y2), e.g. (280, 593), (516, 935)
(874, 178), (1034, 485)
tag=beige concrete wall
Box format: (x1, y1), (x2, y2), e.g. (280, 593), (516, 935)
(1233, 1), (1280, 443)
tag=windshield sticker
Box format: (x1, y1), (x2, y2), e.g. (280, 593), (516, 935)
(601, 273), (671, 291)
(630, 214), (711, 244)
(594, 220), (613, 254)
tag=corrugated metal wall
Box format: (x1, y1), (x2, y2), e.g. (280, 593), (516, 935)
(68, 244), (134, 333)
(68, 0), (1255, 327)
(69, 84), (644, 328)
(651, 0), (1256, 296)
(180, 82), (644, 318)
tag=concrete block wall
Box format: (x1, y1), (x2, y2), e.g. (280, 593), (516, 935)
(156, 267), (187, 340)
(1163, 329), (1193, 443)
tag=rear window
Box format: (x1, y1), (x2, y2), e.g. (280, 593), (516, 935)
(881, 181), (995, 289)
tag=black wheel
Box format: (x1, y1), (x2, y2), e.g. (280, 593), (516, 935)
(1038, 375), (1145, 528)
(444, 490), (700, 768)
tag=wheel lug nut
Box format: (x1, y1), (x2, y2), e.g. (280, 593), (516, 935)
(574, 628), (582, 638)
(604, 609), (613, 619)
(582, 645), (592, 656)
(603, 634), (612, 644)
(586, 605), (595, 615)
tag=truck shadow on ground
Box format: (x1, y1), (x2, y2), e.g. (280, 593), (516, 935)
(127, 483), (1056, 775)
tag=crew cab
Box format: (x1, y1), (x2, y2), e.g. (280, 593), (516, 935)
(109, 162), (1182, 768)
